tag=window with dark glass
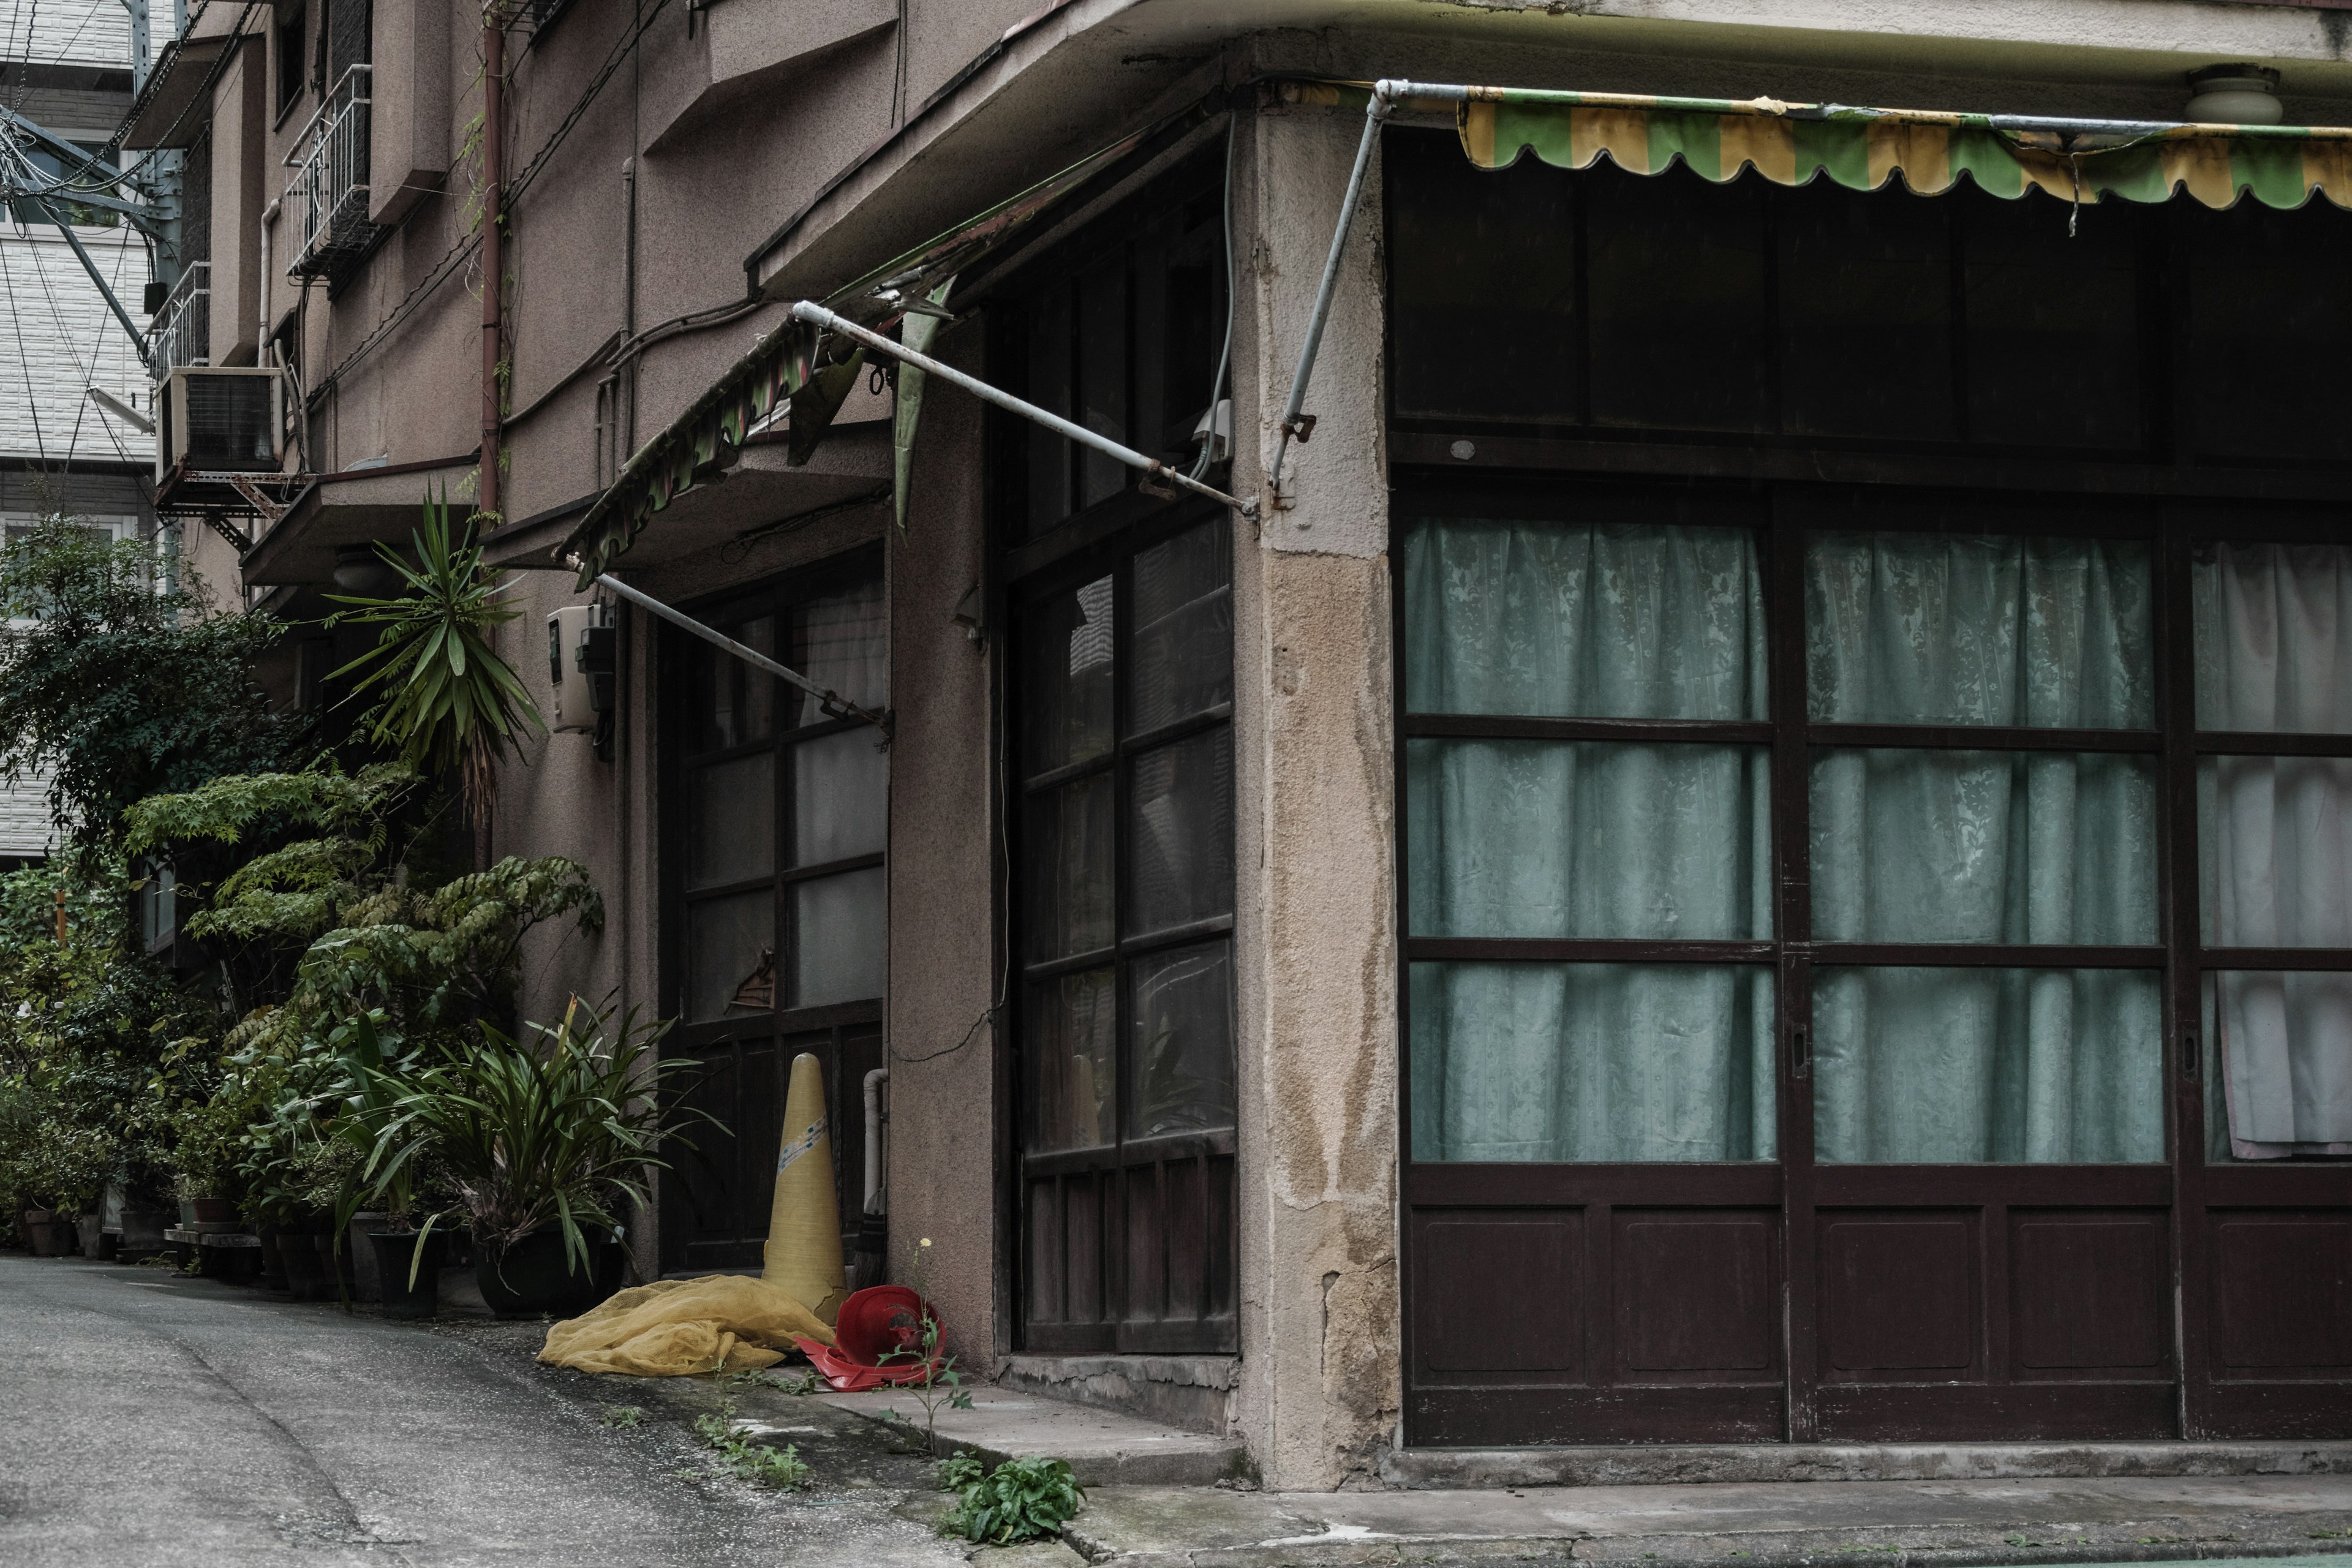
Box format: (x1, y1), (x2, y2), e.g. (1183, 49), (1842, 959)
(1014, 510), (1236, 1352)
(661, 559), (888, 1273)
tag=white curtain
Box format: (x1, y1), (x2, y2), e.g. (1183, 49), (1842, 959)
(1404, 519), (1775, 1162)
(1807, 532), (2164, 1163)
(2196, 543), (2352, 1158)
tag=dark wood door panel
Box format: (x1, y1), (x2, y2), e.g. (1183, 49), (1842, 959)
(1117, 1153), (1237, 1353)
(2201, 1382), (2352, 1439)
(2211, 1212), (2352, 1378)
(2010, 1210), (2173, 1377)
(1412, 1210), (1585, 1385)
(1409, 1384), (1785, 1446)
(1819, 1212), (1980, 1379)
(1613, 1210), (1780, 1381)
(1818, 1381), (2176, 1441)
(1023, 1169), (1115, 1351)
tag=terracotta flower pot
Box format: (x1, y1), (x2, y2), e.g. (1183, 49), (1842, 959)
(25, 1218), (70, 1257)
(190, 1198), (235, 1224)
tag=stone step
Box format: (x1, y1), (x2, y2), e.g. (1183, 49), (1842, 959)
(1383, 1439), (2352, 1489)
(809, 1384), (1250, 1488)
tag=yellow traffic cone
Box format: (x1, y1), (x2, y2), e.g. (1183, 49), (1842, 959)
(763, 1052), (847, 1324)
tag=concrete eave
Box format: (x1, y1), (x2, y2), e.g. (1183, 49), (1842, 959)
(749, 0), (2352, 302)
(238, 455), (477, 587)
(121, 9), (252, 152)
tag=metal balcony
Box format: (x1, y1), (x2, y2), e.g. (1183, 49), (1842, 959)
(283, 64), (380, 280)
(148, 260), (209, 376)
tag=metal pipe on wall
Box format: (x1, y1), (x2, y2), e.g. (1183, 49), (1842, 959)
(480, 15), (505, 519)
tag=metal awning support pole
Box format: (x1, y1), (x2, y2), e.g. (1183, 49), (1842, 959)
(790, 300), (1259, 521)
(593, 571), (892, 739)
(43, 201), (151, 361)
(1268, 79), (1395, 496)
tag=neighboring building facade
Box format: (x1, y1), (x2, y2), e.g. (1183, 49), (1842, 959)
(137, 0), (2352, 1485)
(1, 0), (161, 864)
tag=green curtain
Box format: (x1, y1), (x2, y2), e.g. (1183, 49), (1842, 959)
(1807, 533), (2164, 1163)
(1404, 519), (1774, 1162)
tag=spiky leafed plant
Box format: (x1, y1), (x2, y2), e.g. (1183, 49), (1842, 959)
(329, 492), (542, 831)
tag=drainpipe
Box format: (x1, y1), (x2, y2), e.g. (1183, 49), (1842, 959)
(479, 14), (505, 521)
(862, 1068), (888, 1213)
(258, 197), (277, 361)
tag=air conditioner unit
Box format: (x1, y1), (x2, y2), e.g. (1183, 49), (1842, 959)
(155, 366), (285, 481)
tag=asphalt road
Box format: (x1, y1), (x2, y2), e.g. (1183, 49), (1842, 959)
(0, 1256), (968, 1568)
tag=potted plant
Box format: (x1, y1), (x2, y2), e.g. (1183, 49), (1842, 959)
(345, 1001), (710, 1319)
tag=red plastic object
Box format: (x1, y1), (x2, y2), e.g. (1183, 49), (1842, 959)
(792, 1285), (943, 1391)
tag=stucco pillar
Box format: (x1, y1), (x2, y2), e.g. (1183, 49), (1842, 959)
(1229, 95), (1400, 1490)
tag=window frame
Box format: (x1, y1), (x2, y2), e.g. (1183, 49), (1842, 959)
(1395, 477), (2352, 1172)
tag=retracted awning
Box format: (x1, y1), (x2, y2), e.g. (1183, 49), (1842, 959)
(1283, 80), (2352, 209)
(1270, 77), (2352, 489)
(560, 108), (1200, 588)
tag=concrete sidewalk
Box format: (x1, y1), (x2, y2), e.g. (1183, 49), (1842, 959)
(794, 1384), (2352, 1568)
(1060, 1476), (2352, 1567)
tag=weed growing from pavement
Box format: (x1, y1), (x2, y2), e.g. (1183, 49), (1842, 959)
(600, 1404), (643, 1429)
(935, 1451), (1085, 1546)
(875, 1238), (973, 1451)
(693, 1401), (811, 1490)
(728, 1368), (818, 1395)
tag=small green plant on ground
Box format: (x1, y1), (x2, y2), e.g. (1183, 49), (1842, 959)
(876, 1236), (974, 1451)
(693, 1402), (812, 1490)
(728, 1368), (818, 1396)
(600, 1404), (643, 1429)
(935, 1451), (1086, 1546)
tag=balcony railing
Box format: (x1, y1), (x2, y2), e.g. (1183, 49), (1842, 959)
(283, 64), (379, 280)
(148, 261), (209, 377)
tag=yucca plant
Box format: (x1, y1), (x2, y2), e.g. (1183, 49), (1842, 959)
(344, 1000), (715, 1281)
(328, 492), (542, 829)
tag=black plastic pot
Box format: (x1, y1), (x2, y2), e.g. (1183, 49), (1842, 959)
(314, 1233), (358, 1299)
(369, 1230), (446, 1320)
(277, 1232), (327, 1300)
(257, 1230), (291, 1292)
(473, 1229), (622, 1319)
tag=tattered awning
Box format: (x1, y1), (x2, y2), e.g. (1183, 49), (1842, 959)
(1282, 80), (2352, 209)
(562, 107), (1206, 587)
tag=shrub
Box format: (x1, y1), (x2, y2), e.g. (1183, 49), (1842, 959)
(937, 1452), (1087, 1546)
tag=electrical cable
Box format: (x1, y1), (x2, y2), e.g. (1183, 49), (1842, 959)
(310, 0), (675, 404)
(1187, 111), (1235, 483)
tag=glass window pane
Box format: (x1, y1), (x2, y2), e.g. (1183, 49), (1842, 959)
(1408, 739), (1770, 940)
(1024, 774), (1114, 962)
(1815, 967), (2163, 1163)
(1962, 187), (2144, 451)
(2204, 971), (2352, 1161)
(1403, 519), (1766, 720)
(687, 753), (775, 889)
(1078, 255), (1128, 508)
(1586, 164), (1772, 433)
(1128, 729), (1234, 937)
(1027, 284), (1072, 534)
(2185, 201), (2352, 463)
(794, 729), (886, 866)
(1776, 179), (1954, 442)
(1410, 962), (1776, 1162)
(1026, 968), (1116, 1152)
(790, 580), (887, 729)
(793, 867), (884, 1008)
(1020, 575), (1115, 775)
(1806, 532), (2154, 727)
(1131, 516), (1232, 734)
(1387, 129), (1578, 423)
(2194, 543), (2352, 733)
(1129, 940), (1234, 1139)
(2201, 756), (2352, 946)
(693, 615), (777, 750)
(686, 890), (774, 1022)
(1811, 749), (2158, 944)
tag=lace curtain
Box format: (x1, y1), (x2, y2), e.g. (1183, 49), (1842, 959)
(2197, 543), (2352, 1158)
(1807, 532), (2164, 1163)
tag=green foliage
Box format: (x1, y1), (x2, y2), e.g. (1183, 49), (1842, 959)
(341, 1001), (713, 1267)
(0, 516), (306, 861)
(125, 761), (601, 1222)
(937, 1453), (1086, 1546)
(694, 1403), (812, 1490)
(327, 493), (542, 823)
(0, 861), (219, 1215)
(878, 1237), (976, 1449)
(600, 1404), (644, 1430)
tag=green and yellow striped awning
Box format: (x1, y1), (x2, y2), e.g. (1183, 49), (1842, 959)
(1283, 80), (2352, 210)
